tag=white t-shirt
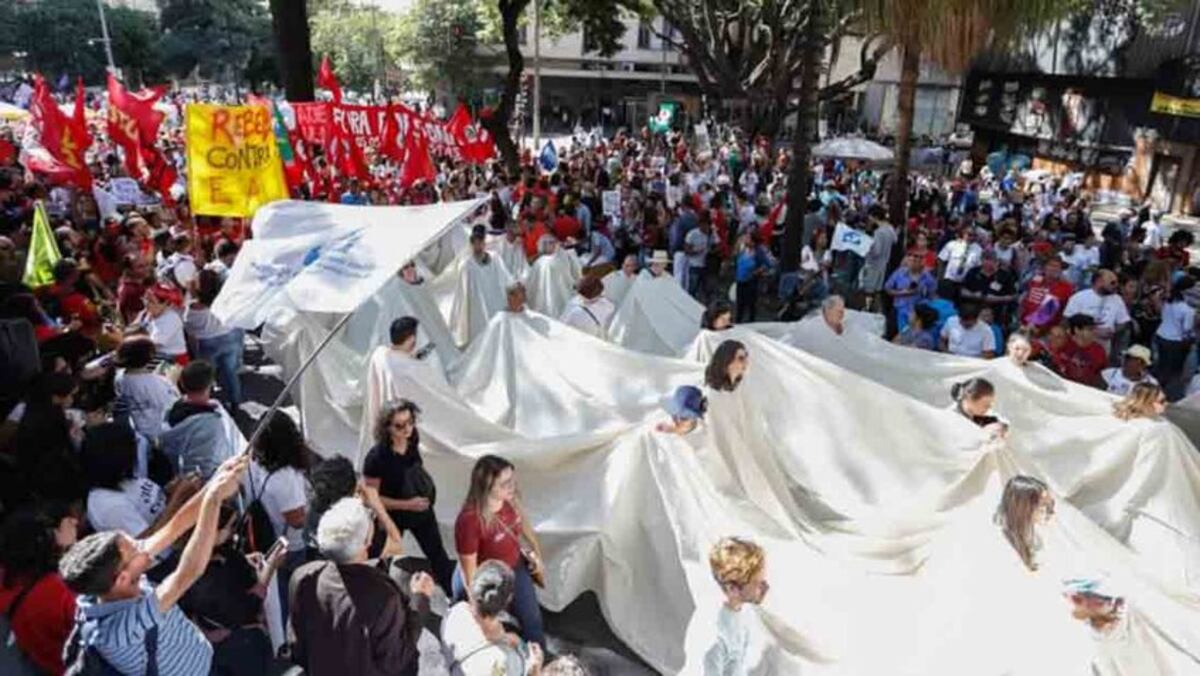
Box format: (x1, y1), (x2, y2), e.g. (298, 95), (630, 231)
(1063, 289), (1130, 335)
(441, 602), (526, 676)
(1156, 300), (1196, 342)
(147, 309), (188, 357)
(243, 461), (309, 551)
(938, 240), (983, 282)
(940, 316), (997, 357)
(87, 478), (166, 536)
(1100, 368), (1158, 396)
(560, 297), (615, 339)
(703, 604), (772, 676)
(1142, 221), (1163, 249)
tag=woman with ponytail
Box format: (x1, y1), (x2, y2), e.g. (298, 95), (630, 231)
(950, 378), (1007, 438)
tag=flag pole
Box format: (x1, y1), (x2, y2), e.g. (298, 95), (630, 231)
(94, 0), (117, 75)
(532, 0), (541, 152)
(242, 310), (353, 454)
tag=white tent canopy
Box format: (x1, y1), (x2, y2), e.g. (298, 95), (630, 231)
(812, 136), (895, 162)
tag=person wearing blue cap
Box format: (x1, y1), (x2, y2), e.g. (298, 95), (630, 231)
(657, 385), (708, 435)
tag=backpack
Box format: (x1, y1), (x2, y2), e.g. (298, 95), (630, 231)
(62, 612), (158, 676)
(239, 470), (278, 554)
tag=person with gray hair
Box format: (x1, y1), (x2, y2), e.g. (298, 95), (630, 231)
(287, 496), (434, 676)
(441, 560), (545, 675)
(821, 294), (846, 335)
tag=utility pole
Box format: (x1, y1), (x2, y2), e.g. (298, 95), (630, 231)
(532, 0), (541, 151)
(95, 0), (117, 75)
(660, 18), (667, 95)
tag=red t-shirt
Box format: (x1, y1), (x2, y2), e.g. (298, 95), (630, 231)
(1054, 339), (1107, 386)
(1021, 276), (1075, 325)
(454, 502), (523, 570)
(552, 214), (581, 243)
(524, 222), (548, 259)
(0, 573), (76, 675)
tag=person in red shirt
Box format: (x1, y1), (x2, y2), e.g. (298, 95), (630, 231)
(1020, 257), (1074, 330)
(452, 455), (546, 649)
(0, 505), (79, 675)
(41, 259), (101, 338)
(521, 212), (548, 260)
(552, 198), (582, 242)
(1057, 314), (1108, 386)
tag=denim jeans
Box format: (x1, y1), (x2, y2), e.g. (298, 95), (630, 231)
(197, 329), (244, 405)
(452, 560), (545, 649)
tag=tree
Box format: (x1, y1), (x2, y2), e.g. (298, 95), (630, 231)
(479, 0), (638, 175)
(856, 0), (1071, 227)
(650, 0), (890, 139)
(309, 4), (407, 96)
(157, 0), (270, 86)
(14, 0), (110, 84)
(399, 0), (487, 101)
(270, 0), (314, 101)
(108, 6), (167, 87)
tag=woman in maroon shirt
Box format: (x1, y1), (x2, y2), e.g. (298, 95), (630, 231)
(0, 504), (79, 675)
(452, 455), (546, 649)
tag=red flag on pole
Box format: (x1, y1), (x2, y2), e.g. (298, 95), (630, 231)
(379, 101), (404, 164)
(317, 55), (343, 103)
(27, 74), (91, 189)
(106, 74), (176, 203)
(398, 125), (436, 189)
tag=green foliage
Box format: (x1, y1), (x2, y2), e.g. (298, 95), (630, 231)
(107, 6), (167, 86)
(13, 0), (112, 83)
(397, 0), (487, 98)
(309, 4), (408, 95)
(156, 0), (271, 81)
(477, 0), (641, 57)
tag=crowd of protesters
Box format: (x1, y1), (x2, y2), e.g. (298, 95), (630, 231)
(0, 76), (1196, 676)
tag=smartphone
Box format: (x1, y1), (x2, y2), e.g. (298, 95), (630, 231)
(415, 342), (436, 360)
(265, 536), (289, 561)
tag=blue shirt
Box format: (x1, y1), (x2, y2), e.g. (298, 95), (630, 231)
(77, 578), (212, 676)
(884, 268), (937, 330)
(736, 247), (773, 283)
(669, 210), (698, 253)
(339, 191), (369, 205)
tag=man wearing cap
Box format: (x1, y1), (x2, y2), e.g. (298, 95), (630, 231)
(647, 250), (671, 278)
(1063, 269), (1129, 356)
(560, 276), (615, 339)
(657, 385), (707, 435)
(1101, 345), (1157, 396)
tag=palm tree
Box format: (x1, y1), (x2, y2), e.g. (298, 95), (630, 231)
(859, 0), (1070, 226)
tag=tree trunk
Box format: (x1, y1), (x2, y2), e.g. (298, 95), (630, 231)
(888, 43), (920, 228)
(780, 0), (823, 274)
(269, 0), (314, 101)
(480, 0), (529, 177)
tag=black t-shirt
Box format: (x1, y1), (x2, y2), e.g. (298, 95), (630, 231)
(361, 442), (426, 505)
(962, 267), (1016, 302)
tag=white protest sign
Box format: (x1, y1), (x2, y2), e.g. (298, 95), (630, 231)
(602, 190), (621, 218)
(831, 222), (873, 258)
(109, 178), (146, 205)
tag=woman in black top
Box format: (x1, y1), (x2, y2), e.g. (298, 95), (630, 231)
(362, 399), (454, 593)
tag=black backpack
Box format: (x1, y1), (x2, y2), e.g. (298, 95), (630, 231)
(239, 471), (278, 554)
(62, 612), (158, 676)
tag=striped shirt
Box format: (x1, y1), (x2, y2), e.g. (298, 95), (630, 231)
(76, 578), (212, 675)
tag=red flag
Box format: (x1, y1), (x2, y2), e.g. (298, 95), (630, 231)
(398, 125), (436, 189)
(446, 103), (495, 165)
(317, 55), (343, 103)
(0, 138), (14, 166)
(379, 102), (404, 164)
(106, 74), (175, 201)
(28, 75), (91, 189)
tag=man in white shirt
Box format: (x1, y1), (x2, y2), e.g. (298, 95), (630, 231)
(939, 303), (997, 358)
(1101, 345), (1157, 396)
(684, 213), (716, 300)
(1142, 210), (1164, 250)
(560, 276), (615, 339)
(1063, 269), (1130, 355)
(937, 227), (983, 292)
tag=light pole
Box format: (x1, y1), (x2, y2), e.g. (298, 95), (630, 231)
(94, 0), (117, 75)
(532, 0), (541, 151)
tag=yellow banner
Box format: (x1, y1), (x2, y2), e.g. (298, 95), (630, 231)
(186, 103), (288, 217)
(1151, 91), (1200, 118)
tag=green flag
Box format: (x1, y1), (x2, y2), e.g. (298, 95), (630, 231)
(648, 102), (677, 134)
(272, 105), (295, 164)
(22, 200), (61, 288)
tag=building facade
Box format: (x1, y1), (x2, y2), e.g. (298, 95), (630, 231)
(484, 16), (702, 135)
(959, 9), (1200, 214)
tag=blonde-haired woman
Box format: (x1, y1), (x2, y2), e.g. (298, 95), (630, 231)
(1113, 382), (1167, 421)
(705, 537), (771, 675)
